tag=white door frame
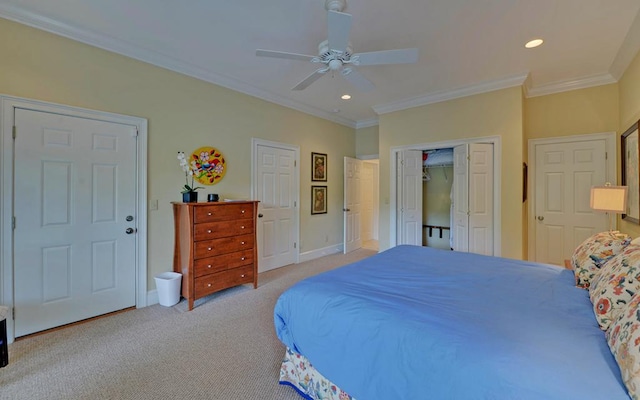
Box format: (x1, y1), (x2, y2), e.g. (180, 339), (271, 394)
(527, 132), (616, 261)
(390, 135), (502, 256)
(250, 138), (300, 265)
(1, 95), (148, 343)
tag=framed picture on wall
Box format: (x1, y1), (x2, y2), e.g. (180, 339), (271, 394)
(622, 120), (640, 224)
(312, 152), (327, 182)
(311, 185), (327, 214)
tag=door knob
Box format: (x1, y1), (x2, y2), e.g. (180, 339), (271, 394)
(537, 216), (544, 221)
(125, 227), (136, 234)
(343, 208), (351, 212)
(258, 213), (263, 218)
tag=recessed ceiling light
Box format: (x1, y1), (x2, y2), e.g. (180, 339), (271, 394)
(525, 39), (544, 49)
(341, 94), (351, 100)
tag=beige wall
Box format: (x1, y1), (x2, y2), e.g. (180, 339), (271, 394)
(378, 87), (524, 259)
(355, 125), (379, 157)
(619, 50), (640, 238)
(524, 84), (619, 140)
(0, 18), (355, 290)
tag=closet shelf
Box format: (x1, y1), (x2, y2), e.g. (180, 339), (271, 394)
(423, 224), (450, 238)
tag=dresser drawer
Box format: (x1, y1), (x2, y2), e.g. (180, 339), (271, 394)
(193, 234), (254, 257)
(194, 265), (254, 298)
(194, 203), (254, 223)
(193, 220), (253, 241)
(194, 249), (254, 277)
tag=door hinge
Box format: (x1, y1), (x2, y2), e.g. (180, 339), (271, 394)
(12, 125), (16, 139)
(467, 210), (470, 216)
(294, 201), (297, 208)
(605, 152), (608, 160)
(294, 160), (297, 167)
(12, 216), (15, 230)
(294, 242), (297, 249)
(12, 307), (15, 319)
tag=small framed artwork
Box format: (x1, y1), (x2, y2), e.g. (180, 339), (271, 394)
(312, 152), (327, 182)
(622, 120), (640, 224)
(311, 185), (327, 215)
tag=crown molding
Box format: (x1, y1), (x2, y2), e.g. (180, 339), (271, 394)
(609, 8), (640, 80)
(525, 73), (617, 98)
(355, 118), (379, 129)
(0, 5), (358, 129)
(372, 73), (528, 115)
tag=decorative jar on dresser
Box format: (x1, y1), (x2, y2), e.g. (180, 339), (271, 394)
(172, 201), (259, 310)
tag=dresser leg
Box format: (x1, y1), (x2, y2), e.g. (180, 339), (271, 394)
(188, 299), (194, 311)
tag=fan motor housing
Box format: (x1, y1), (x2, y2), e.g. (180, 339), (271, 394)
(325, 0), (346, 12)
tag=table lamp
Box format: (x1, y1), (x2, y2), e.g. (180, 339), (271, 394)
(590, 183), (628, 231)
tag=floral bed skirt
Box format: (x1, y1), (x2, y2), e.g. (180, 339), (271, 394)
(279, 347), (355, 400)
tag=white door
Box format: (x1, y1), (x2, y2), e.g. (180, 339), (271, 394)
(344, 157), (362, 253)
(398, 150), (423, 245)
(13, 108), (137, 337)
(361, 162), (374, 241)
(453, 145), (469, 252)
(468, 143), (494, 256)
(534, 140), (607, 264)
(256, 143), (297, 271)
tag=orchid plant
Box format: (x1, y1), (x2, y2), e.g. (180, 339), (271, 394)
(177, 151), (204, 193)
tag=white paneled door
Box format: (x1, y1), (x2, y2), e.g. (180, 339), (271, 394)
(13, 108), (138, 337)
(398, 150), (423, 246)
(534, 139), (607, 265)
(344, 157), (362, 253)
(256, 143), (297, 272)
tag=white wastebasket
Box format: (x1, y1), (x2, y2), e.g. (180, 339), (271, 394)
(155, 272), (182, 307)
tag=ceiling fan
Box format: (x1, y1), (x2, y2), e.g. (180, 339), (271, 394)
(255, 0), (419, 92)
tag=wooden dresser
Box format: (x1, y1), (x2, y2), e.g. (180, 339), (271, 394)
(172, 201), (259, 310)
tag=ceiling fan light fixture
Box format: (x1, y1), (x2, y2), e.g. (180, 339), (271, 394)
(341, 94), (351, 100)
(525, 38), (544, 48)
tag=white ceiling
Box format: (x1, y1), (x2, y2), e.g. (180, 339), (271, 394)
(1, 0), (640, 128)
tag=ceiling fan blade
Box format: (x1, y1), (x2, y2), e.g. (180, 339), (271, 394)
(341, 68), (375, 92)
(327, 10), (352, 53)
(353, 48), (419, 66)
(292, 69), (327, 91)
(256, 49), (316, 62)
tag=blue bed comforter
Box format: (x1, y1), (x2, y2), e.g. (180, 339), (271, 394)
(274, 245), (629, 399)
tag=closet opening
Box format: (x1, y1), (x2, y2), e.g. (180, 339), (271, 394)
(422, 148), (454, 250)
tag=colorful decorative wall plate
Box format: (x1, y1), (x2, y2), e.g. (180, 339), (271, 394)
(190, 146), (226, 185)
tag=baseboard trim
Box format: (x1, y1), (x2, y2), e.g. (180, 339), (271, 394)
(299, 244), (343, 263)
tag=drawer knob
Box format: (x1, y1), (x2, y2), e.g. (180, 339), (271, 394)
(208, 247), (212, 251)
(241, 210), (245, 214)
(241, 241), (245, 245)
(207, 229), (212, 233)
(241, 257), (245, 261)
(241, 226), (245, 229)
(208, 283), (212, 287)
(208, 212), (212, 216)
(241, 274), (246, 278)
(207, 264), (212, 269)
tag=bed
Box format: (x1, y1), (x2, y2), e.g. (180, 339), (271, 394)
(274, 244), (632, 400)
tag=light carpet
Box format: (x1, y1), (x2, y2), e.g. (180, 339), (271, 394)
(0, 248), (376, 400)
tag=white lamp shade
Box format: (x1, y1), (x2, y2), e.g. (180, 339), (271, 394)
(590, 185), (628, 213)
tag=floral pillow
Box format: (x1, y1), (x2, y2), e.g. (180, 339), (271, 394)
(606, 293), (640, 399)
(571, 231), (631, 289)
(589, 244), (640, 331)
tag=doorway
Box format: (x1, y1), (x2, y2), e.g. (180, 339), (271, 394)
(528, 133), (616, 264)
(390, 136), (502, 256)
(343, 157), (379, 253)
(1, 96), (148, 343)
(251, 138), (300, 271)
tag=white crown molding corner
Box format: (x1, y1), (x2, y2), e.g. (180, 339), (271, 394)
(525, 73), (618, 98)
(355, 118), (379, 129)
(0, 4), (358, 129)
(610, 8), (640, 80)
(372, 73), (528, 115)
